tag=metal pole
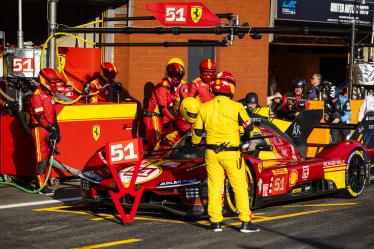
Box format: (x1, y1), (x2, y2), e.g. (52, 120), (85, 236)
(370, 9), (374, 62)
(95, 41), (228, 47)
(17, 0), (23, 48)
(56, 26), (368, 35)
(349, 20), (356, 99)
(47, 0), (58, 69)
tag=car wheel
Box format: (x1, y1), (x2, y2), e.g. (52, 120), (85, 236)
(345, 150), (367, 198)
(224, 166), (255, 216)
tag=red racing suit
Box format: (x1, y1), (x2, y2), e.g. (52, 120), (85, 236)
(173, 80), (189, 111)
(280, 93), (310, 120)
(144, 78), (176, 150)
(27, 86), (58, 184)
(89, 77), (111, 103)
(188, 77), (214, 103)
(154, 113), (191, 150)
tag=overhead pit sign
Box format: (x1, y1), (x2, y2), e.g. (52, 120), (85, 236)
(277, 0), (374, 25)
(146, 2), (221, 26)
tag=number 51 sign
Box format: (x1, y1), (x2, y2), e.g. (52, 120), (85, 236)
(106, 138), (143, 165)
(146, 2), (221, 27)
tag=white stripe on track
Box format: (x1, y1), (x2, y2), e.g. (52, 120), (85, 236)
(0, 197), (81, 210)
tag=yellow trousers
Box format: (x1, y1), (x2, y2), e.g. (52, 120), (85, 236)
(205, 149), (251, 223)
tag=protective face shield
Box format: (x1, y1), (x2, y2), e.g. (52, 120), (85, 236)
(328, 85), (339, 100)
(100, 62), (118, 82)
(37, 68), (64, 93)
(199, 59), (217, 83)
(211, 71), (236, 98)
(180, 97), (200, 124)
(166, 63), (185, 86)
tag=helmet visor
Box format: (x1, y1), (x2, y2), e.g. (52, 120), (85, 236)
(186, 111), (198, 119)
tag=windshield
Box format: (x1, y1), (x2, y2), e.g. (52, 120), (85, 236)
(167, 131), (206, 160)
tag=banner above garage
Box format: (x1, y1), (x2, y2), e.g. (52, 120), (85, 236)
(276, 0), (374, 26)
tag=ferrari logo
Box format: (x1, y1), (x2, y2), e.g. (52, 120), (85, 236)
(191, 6), (202, 23)
(92, 125), (101, 141)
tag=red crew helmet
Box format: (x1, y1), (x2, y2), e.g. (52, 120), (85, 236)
(166, 58), (185, 86)
(211, 71), (236, 98)
(199, 59), (217, 83)
(100, 62), (118, 82)
(37, 68), (64, 93)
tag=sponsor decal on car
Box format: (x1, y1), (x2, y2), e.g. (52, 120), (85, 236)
(323, 160), (345, 167)
(257, 178), (263, 195)
(185, 162), (205, 172)
(289, 169), (298, 187)
(262, 183), (269, 197)
(119, 165), (162, 184)
(272, 168), (288, 175)
(302, 166), (309, 180)
(292, 188), (302, 194)
(161, 161), (181, 167)
(157, 179), (200, 188)
(258, 163), (263, 173)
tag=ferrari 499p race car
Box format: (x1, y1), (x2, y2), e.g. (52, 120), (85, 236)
(80, 110), (374, 218)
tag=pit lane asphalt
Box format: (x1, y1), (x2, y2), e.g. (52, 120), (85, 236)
(1, 182), (374, 249)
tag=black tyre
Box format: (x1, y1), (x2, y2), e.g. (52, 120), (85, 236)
(345, 150), (367, 198)
(224, 166), (255, 216)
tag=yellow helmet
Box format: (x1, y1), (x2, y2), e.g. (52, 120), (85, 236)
(180, 97), (200, 124)
(167, 57), (185, 69)
(165, 57), (185, 86)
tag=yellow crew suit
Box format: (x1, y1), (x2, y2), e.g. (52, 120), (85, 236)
(192, 95), (253, 223)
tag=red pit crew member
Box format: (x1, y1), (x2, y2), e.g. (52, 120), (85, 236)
(188, 58), (216, 103)
(28, 68), (61, 193)
(168, 58), (188, 111)
(144, 59), (185, 150)
(155, 97), (199, 151)
(89, 62), (119, 103)
(191, 71), (259, 233)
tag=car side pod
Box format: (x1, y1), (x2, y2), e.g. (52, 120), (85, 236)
(105, 138), (144, 224)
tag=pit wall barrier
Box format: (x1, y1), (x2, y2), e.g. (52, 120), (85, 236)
(0, 102), (137, 178)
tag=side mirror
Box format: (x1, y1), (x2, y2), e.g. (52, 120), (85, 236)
(255, 144), (273, 151)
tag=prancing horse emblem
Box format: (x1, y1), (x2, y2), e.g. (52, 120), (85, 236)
(191, 6), (202, 23)
(92, 125), (101, 141)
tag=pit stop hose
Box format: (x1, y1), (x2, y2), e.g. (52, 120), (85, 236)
(0, 143), (56, 194)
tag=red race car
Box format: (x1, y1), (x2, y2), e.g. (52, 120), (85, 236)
(80, 110), (374, 218)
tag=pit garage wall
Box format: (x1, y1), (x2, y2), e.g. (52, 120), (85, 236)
(113, 0), (270, 106)
(270, 51), (348, 93)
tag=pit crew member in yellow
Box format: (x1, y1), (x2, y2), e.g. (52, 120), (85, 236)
(191, 71), (259, 233)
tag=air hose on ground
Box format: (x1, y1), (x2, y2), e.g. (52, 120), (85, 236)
(0, 140), (56, 194)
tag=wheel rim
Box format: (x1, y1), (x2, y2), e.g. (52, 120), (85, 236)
(347, 154), (366, 194)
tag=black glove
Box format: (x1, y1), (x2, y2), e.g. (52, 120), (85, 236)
(83, 83), (91, 95)
(241, 132), (250, 143)
(2, 99), (17, 111)
(182, 136), (196, 153)
(111, 82), (122, 91)
(47, 125), (60, 143)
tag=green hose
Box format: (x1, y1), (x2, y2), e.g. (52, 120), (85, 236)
(0, 156), (55, 194)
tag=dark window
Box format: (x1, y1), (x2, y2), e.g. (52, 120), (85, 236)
(188, 45), (215, 82)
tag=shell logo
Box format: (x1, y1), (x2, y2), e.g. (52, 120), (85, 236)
(289, 169), (298, 187)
